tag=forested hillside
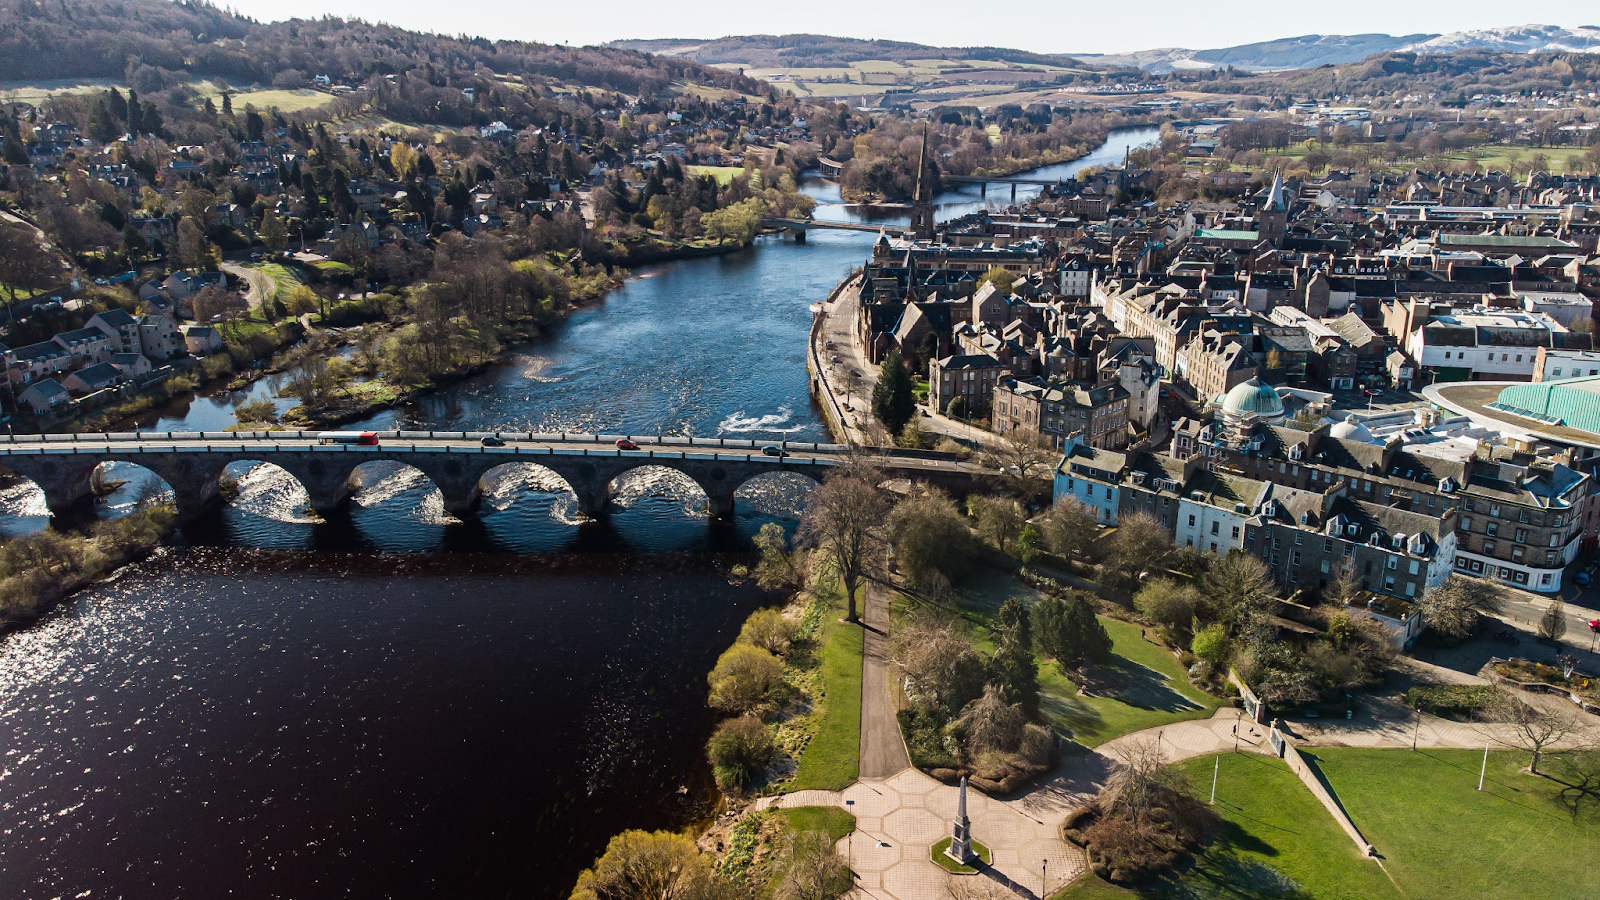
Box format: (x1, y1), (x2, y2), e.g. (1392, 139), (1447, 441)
(0, 0), (760, 95)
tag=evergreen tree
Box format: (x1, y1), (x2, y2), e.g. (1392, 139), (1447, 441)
(87, 99), (118, 143)
(1033, 592), (1113, 670)
(222, 92), (233, 117)
(106, 87), (128, 123)
(3, 135), (28, 165)
(871, 347), (914, 436)
(989, 598), (1039, 713)
(259, 210), (289, 253)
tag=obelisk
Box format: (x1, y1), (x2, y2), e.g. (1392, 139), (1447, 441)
(946, 775), (975, 864)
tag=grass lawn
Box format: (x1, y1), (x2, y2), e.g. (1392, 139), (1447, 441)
(249, 262), (302, 303)
(790, 599), (863, 791)
(942, 570), (1221, 747)
(685, 165), (746, 186)
(1314, 748), (1600, 900)
(776, 806), (855, 842)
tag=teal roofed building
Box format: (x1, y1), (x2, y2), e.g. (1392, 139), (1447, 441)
(1489, 377), (1600, 437)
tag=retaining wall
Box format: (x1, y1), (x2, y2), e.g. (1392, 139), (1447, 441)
(1269, 720), (1375, 858)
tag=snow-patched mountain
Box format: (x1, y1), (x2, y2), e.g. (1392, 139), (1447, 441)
(1075, 24), (1600, 74)
(1401, 24), (1600, 54)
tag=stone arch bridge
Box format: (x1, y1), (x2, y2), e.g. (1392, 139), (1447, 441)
(0, 431), (986, 522)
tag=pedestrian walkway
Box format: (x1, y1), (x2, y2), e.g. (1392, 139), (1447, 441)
(861, 584), (911, 778)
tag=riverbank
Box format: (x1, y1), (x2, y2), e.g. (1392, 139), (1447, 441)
(0, 504), (176, 626)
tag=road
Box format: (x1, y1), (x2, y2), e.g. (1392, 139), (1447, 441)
(858, 582), (911, 779)
(0, 431), (995, 478)
(814, 277), (1008, 451)
(220, 262), (275, 311)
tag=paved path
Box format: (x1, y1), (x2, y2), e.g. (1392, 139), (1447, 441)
(860, 583), (911, 779)
(221, 262), (275, 311)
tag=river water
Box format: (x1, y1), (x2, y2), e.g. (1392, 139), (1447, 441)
(0, 128), (1158, 899)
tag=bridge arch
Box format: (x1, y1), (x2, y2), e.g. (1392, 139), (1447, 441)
(346, 459), (454, 521)
(477, 461), (582, 521)
(606, 464), (714, 518)
(215, 460), (320, 523)
(0, 463), (55, 535)
(85, 460), (177, 521)
(732, 470), (823, 520)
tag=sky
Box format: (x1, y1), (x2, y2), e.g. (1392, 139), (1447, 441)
(218, 0), (1591, 55)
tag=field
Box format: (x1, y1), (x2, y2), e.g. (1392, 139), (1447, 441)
(0, 77), (121, 104)
(0, 78), (333, 114)
(685, 165), (747, 186)
(789, 595), (864, 791)
(1056, 748), (1600, 900)
(942, 570), (1222, 748)
(1315, 748), (1600, 900)
(721, 57), (1092, 105)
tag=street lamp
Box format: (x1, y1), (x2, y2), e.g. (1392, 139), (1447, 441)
(1042, 859), (1048, 898)
(844, 799), (855, 874)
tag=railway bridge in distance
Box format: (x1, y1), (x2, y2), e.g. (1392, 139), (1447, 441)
(0, 431), (988, 522)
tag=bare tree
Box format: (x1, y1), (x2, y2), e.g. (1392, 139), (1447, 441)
(1419, 575), (1502, 640)
(1487, 687), (1587, 776)
(797, 471), (888, 622)
(1040, 495), (1103, 564)
(1539, 600), (1568, 644)
(979, 428), (1056, 503)
(775, 831), (852, 900)
(0, 224), (57, 308)
(1105, 735), (1182, 826)
(1100, 511), (1173, 594)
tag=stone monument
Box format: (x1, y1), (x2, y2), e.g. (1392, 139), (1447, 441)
(946, 775), (975, 864)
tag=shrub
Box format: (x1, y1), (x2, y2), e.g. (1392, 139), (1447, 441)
(1134, 579), (1202, 632)
(1190, 623), (1229, 669)
(738, 607), (799, 656)
(1033, 591), (1112, 669)
(1405, 684), (1499, 717)
(707, 644), (784, 716)
(706, 715), (775, 791)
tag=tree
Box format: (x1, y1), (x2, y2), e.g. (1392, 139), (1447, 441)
(979, 266), (1015, 295)
(1100, 512), (1173, 594)
(2, 135), (27, 165)
(1033, 590), (1112, 669)
(969, 495), (1024, 554)
(798, 471), (888, 623)
(775, 831), (853, 900)
(569, 830), (718, 900)
(750, 523), (806, 595)
(989, 597), (1039, 712)
(958, 683), (1028, 755)
(706, 715), (774, 790)
(1204, 552), (1278, 642)
(0, 225), (56, 306)
(1488, 688), (1585, 776)
(259, 209), (289, 253)
(980, 429), (1056, 502)
(1134, 578), (1202, 632)
(890, 611), (988, 716)
(871, 348), (914, 435)
(1419, 575), (1501, 640)
(192, 286), (248, 332)
(888, 491), (970, 588)
(1040, 496), (1103, 564)
(707, 644), (783, 715)
(738, 608), (798, 656)
(1190, 624), (1229, 668)
(1539, 600), (1567, 644)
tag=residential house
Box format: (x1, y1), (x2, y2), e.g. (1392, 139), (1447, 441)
(7, 340), (72, 384)
(52, 327), (112, 367)
(18, 378), (70, 415)
(64, 361), (128, 395)
(139, 314), (185, 360)
(86, 308), (142, 353)
(182, 324), (224, 355)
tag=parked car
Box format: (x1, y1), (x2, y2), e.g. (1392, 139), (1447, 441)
(480, 436), (506, 447)
(1577, 571), (1592, 586)
(615, 438), (639, 451)
(761, 445), (789, 458)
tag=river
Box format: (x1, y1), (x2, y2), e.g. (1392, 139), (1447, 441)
(0, 128), (1158, 899)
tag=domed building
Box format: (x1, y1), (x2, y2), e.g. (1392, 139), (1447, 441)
(1327, 414), (1378, 445)
(1216, 377), (1286, 429)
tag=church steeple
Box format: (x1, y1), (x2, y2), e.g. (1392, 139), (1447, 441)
(908, 124), (935, 242)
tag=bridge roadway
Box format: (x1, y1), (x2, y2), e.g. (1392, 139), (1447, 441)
(761, 216), (908, 239)
(0, 431), (987, 522)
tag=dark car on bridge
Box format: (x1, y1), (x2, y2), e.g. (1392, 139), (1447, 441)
(480, 436), (506, 447)
(761, 445), (790, 458)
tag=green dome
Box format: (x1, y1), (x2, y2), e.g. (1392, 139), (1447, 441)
(1221, 377), (1284, 419)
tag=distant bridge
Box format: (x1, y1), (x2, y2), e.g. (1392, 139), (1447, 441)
(762, 217), (909, 241)
(0, 431), (985, 522)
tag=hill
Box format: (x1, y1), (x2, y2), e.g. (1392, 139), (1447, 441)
(609, 34), (1087, 69)
(0, 0), (759, 98)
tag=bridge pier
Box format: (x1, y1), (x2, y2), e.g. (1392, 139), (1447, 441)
(980, 182), (987, 198)
(706, 488), (737, 523)
(791, 227), (806, 243)
(1011, 183), (1017, 202)
(573, 485), (610, 519)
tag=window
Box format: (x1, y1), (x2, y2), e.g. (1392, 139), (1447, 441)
(1541, 573), (1552, 585)
(1490, 504), (1500, 518)
(1232, 526), (1241, 540)
(1484, 541), (1497, 554)
(1552, 368), (1563, 377)
(1499, 567), (1512, 580)
(1245, 525), (1256, 540)
(1188, 514), (1196, 527)
(1292, 551), (1301, 565)
(1324, 539), (1334, 553)
(1186, 538), (1194, 548)
(1512, 547), (1524, 563)
(1460, 517), (1472, 531)
(1515, 529), (1527, 544)
(1066, 478), (1075, 490)
(1547, 552), (1558, 567)
(1514, 571), (1528, 584)
(1211, 521), (1219, 535)
(1295, 533), (1304, 546)
(1385, 575), (1396, 591)
(1387, 555), (1398, 570)
(1405, 582), (1416, 597)
(1210, 542), (1218, 553)
(1409, 560), (1420, 575)
(1320, 559), (1331, 574)
(1486, 522), (1498, 537)
(1550, 533), (1562, 547)
(1519, 510), (1529, 524)
(1104, 486), (1113, 499)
